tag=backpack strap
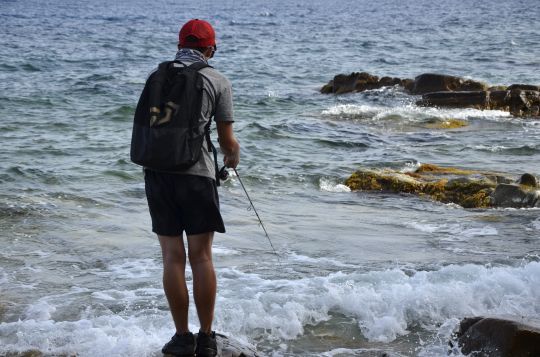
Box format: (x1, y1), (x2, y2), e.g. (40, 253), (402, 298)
(186, 62), (222, 185)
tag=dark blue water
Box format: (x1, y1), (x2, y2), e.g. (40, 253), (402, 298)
(1, 0), (539, 356)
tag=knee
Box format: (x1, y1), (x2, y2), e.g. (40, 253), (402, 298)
(188, 250), (212, 266)
(162, 249), (186, 266)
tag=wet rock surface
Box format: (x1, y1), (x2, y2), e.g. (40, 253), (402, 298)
(410, 73), (488, 94)
(417, 89), (540, 117)
(4, 334), (260, 357)
(454, 317), (540, 357)
(321, 72), (540, 117)
(344, 164), (539, 208)
(214, 333), (260, 357)
(320, 72), (413, 94)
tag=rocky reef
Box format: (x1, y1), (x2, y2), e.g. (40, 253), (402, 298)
(321, 72), (540, 117)
(453, 317), (540, 357)
(344, 164), (539, 208)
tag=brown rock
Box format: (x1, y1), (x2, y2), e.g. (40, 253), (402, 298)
(491, 183), (540, 207)
(519, 173), (538, 187)
(379, 76), (402, 87)
(332, 72), (379, 94)
(320, 81), (334, 94)
(508, 90), (540, 117)
(488, 85), (508, 91)
(456, 317), (540, 357)
(320, 72), (413, 94)
(417, 91), (489, 109)
(411, 73), (488, 94)
(401, 78), (415, 92)
(488, 90), (509, 110)
(507, 84), (540, 91)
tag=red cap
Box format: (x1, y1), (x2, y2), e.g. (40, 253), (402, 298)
(179, 19), (216, 48)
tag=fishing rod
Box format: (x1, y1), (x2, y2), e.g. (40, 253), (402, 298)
(220, 166), (280, 261)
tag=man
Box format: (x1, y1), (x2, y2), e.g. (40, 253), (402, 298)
(143, 19), (240, 356)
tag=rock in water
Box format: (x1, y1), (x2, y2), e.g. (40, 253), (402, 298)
(214, 333), (260, 357)
(455, 317), (540, 357)
(418, 91), (489, 110)
(161, 333), (259, 357)
(410, 73), (488, 94)
(519, 173), (538, 187)
(491, 183), (540, 208)
(345, 164), (540, 208)
(417, 89), (540, 116)
(320, 72), (413, 94)
(508, 89), (540, 117)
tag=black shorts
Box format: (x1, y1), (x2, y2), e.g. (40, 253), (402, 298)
(144, 170), (225, 236)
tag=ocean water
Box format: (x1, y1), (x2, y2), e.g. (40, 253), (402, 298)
(1, 0), (539, 356)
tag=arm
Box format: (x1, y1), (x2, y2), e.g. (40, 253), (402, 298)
(216, 121), (240, 169)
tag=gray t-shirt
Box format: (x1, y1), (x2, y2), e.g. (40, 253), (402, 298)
(156, 61), (234, 180)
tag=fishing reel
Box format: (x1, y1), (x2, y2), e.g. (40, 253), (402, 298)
(219, 166), (230, 181)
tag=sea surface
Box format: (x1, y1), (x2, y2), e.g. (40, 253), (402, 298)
(1, 0), (539, 356)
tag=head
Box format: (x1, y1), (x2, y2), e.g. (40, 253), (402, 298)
(178, 19), (217, 59)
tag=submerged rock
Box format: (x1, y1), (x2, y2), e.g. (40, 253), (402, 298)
(454, 317), (540, 357)
(344, 164), (539, 208)
(4, 351), (45, 357)
(422, 118), (469, 129)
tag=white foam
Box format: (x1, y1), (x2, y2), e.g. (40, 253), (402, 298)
(473, 144), (509, 152)
(321, 103), (512, 122)
(215, 262), (540, 343)
(406, 222), (498, 238)
(319, 178), (351, 192)
(287, 251), (358, 268)
(406, 222), (440, 233)
(2, 261), (539, 355)
(320, 347), (401, 356)
(399, 161), (422, 173)
(532, 218), (540, 230)
(23, 301), (56, 321)
(92, 258), (161, 280)
(321, 104), (382, 117)
(213, 246), (241, 256)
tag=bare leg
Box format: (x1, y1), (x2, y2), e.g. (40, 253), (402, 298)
(158, 234), (189, 334)
(187, 232), (216, 333)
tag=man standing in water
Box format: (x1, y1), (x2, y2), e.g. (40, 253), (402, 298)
(143, 19), (240, 356)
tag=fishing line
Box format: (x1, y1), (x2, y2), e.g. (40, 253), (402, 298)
(232, 168), (281, 262)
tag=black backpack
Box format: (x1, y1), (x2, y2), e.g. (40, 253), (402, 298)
(130, 61), (216, 172)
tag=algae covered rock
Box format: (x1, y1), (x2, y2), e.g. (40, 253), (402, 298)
(345, 164), (539, 208)
(454, 316), (540, 357)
